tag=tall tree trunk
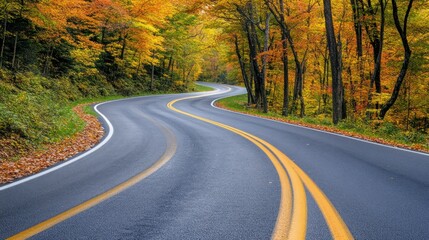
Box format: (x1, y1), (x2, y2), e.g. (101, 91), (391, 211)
(370, 0), (386, 95)
(236, 1), (270, 112)
(281, 31), (289, 116)
(323, 0), (345, 124)
(244, 19), (261, 107)
(261, 13), (271, 113)
(234, 34), (255, 104)
(359, 0), (384, 95)
(379, 0), (413, 119)
(350, 0), (365, 84)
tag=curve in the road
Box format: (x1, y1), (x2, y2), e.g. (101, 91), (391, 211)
(5, 86), (355, 240)
(0, 101), (115, 192)
(167, 93), (354, 240)
(7, 113), (177, 240)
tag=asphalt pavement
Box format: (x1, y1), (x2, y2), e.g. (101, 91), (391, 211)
(0, 83), (428, 239)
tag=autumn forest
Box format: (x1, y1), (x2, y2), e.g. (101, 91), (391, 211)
(0, 0), (428, 160)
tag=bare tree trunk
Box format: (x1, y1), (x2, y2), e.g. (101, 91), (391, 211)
(379, 0), (413, 119)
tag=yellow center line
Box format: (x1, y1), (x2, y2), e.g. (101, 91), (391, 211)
(168, 94), (354, 240)
(8, 116), (177, 240)
(168, 98), (306, 239)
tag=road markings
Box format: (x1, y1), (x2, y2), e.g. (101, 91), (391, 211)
(0, 102), (114, 192)
(168, 93), (353, 240)
(210, 91), (429, 157)
(7, 116), (177, 240)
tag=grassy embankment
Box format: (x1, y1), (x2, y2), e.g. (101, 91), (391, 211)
(0, 69), (211, 163)
(216, 94), (429, 153)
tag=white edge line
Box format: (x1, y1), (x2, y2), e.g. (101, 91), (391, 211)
(0, 92), (179, 191)
(0, 88), (227, 191)
(210, 89), (429, 157)
(0, 102), (115, 191)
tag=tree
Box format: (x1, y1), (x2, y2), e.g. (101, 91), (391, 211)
(379, 0), (413, 119)
(323, 0), (346, 124)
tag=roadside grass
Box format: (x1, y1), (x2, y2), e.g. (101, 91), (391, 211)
(1, 86), (208, 163)
(59, 84), (212, 145)
(217, 94), (429, 153)
(50, 105), (86, 142)
(192, 83), (215, 92)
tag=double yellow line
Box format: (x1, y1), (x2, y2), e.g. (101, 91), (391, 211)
(168, 95), (354, 240)
(8, 91), (354, 240)
(8, 114), (177, 240)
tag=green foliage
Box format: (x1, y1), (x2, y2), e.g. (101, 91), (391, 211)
(0, 70), (84, 145)
(192, 84), (214, 92)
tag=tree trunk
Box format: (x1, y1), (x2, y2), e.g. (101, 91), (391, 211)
(234, 34), (255, 104)
(236, 2), (269, 111)
(136, 54), (142, 76)
(120, 33), (127, 60)
(359, 0), (385, 95)
(150, 62), (155, 91)
(379, 0), (413, 119)
(265, 0), (304, 116)
(170, 59), (175, 82)
(350, 0), (365, 84)
(244, 19), (261, 107)
(261, 13), (271, 113)
(323, 0), (345, 124)
(370, 0), (386, 95)
(167, 55), (173, 73)
(281, 32), (289, 116)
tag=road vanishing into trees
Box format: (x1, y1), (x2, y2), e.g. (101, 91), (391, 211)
(1, 83), (428, 239)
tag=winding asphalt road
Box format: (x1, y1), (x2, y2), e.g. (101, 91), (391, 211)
(0, 83), (428, 239)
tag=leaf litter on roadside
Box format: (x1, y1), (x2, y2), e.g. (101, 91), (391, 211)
(0, 104), (104, 184)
